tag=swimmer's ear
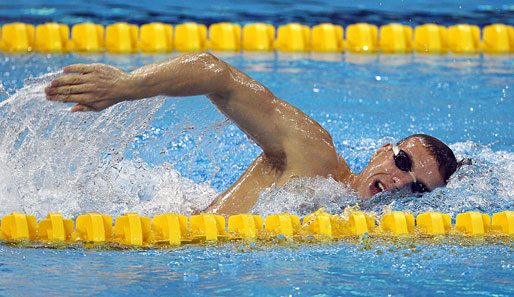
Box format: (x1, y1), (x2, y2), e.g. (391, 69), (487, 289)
(370, 143), (392, 162)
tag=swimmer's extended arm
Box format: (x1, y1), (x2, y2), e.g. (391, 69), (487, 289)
(46, 52), (336, 163)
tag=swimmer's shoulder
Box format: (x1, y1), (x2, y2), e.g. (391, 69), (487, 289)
(335, 154), (353, 179)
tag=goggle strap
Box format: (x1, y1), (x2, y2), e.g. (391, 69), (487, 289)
(409, 171), (417, 183)
(392, 145), (400, 156)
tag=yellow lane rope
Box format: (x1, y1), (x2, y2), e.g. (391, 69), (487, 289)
(0, 22), (512, 54)
(0, 210), (512, 247)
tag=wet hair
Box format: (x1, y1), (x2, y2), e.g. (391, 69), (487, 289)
(398, 134), (457, 184)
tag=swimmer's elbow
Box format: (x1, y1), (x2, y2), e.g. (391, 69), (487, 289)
(193, 52), (233, 93)
(195, 52), (229, 75)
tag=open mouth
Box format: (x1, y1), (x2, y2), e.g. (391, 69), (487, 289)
(370, 180), (386, 195)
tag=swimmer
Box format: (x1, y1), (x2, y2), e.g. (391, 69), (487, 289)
(45, 52), (457, 216)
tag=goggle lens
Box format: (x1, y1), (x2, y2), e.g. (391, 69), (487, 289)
(392, 145), (429, 194)
(393, 149), (412, 172)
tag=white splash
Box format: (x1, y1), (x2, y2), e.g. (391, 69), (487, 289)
(0, 72), (217, 219)
(251, 176), (359, 217)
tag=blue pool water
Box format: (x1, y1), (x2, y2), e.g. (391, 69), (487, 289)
(0, 51), (512, 297)
(2, 0), (514, 27)
(1, 241), (513, 296)
(0, 1), (514, 296)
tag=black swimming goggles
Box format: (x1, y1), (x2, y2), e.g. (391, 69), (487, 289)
(392, 145), (429, 194)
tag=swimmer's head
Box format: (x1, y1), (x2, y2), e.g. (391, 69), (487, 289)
(353, 134), (457, 199)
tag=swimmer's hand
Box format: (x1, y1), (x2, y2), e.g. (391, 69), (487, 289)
(45, 64), (131, 112)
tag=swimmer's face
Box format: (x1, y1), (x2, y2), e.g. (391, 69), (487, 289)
(354, 137), (445, 200)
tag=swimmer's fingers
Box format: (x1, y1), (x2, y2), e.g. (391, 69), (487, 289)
(45, 84), (95, 96)
(71, 103), (95, 112)
(71, 101), (117, 112)
(50, 74), (88, 87)
(46, 63), (128, 112)
(46, 94), (94, 104)
(49, 94), (118, 112)
(63, 64), (97, 74)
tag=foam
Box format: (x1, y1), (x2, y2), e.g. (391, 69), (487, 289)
(251, 176), (359, 218)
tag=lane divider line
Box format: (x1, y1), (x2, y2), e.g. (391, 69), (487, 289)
(0, 210), (513, 247)
(0, 22), (512, 54)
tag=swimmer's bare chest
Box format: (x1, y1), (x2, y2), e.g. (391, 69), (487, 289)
(203, 152), (353, 216)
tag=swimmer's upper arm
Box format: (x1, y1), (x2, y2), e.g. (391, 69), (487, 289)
(209, 60), (337, 166)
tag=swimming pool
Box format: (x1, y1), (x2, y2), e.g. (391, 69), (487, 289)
(1, 1), (514, 296)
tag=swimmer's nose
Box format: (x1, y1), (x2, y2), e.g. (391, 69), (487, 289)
(391, 170), (414, 189)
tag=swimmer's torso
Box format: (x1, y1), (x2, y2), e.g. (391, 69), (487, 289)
(204, 149), (353, 216)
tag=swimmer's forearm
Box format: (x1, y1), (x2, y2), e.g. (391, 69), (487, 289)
(125, 52), (231, 100)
